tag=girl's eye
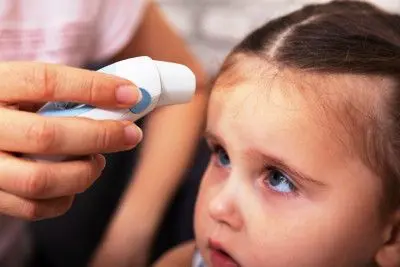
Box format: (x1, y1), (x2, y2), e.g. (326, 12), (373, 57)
(264, 167), (297, 194)
(214, 146), (231, 168)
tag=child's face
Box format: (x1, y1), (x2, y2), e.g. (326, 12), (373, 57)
(194, 65), (391, 267)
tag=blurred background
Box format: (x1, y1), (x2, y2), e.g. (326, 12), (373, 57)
(156, 0), (400, 75)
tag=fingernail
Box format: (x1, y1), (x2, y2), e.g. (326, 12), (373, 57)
(95, 154), (106, 170)
(124, 124), (143, 146)
(116, 85), (142, 105)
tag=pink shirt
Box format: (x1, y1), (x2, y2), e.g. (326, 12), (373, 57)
(0, 0), (146, 66)
(0, 0), (146, 265)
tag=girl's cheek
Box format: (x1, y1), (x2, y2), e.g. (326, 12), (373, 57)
(194, 181), (213, 250)
(195, 168), (220, 226)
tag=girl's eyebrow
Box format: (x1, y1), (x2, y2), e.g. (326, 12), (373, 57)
(251, 149), (326, 187)
(205, 129), (326, 187)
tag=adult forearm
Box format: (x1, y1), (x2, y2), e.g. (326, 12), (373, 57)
(90, 89), (208, 267)
(127, 90), (208, 228)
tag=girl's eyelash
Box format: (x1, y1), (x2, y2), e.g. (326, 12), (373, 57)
(263, 165), (300, 197)
(207, 142), (223, 155)
(208, 143), (217, 152)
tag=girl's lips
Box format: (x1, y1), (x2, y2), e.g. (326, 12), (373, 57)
(210, 248), (240, 267)
(208, 239), (240, 267)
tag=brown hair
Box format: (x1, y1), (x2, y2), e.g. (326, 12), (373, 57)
(218, 0), (400, 208)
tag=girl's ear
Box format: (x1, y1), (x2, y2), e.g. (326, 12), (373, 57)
(376, 210), (400, 267)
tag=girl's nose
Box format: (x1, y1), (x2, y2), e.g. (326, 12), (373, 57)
(208, 176), (244, 231)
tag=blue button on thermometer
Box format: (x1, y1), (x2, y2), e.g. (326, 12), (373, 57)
(28, 56), (196, 161)
(130, 88), (152, 114)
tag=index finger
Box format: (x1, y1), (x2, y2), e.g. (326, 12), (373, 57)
(0, 61), (141, 108)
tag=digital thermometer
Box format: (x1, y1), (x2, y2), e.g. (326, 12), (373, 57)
(28, 56), (196, 161)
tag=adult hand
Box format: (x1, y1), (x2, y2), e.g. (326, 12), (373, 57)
(0, 61), (143, 220)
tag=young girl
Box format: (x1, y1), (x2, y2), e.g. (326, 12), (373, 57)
(154, 0), (400, 266)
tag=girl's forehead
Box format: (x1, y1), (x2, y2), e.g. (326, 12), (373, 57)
(209, 69), (310, 123)
(210, 60), (393, 125)
(207, 64), (393, 159)
(208, 75), (309, 134)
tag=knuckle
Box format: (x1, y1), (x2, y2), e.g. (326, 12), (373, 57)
(85, 73), (96, 103)
(35, 63), (56, 99)
(25, 166), (49, 197)
(21, 201), (42, 221)
(95, 123), (116, 150)
(26, 119), (57, 152)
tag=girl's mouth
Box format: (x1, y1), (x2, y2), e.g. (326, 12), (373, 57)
(208, 239), (240, 267)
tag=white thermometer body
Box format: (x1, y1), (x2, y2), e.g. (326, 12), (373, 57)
(28, 56), (196, 161)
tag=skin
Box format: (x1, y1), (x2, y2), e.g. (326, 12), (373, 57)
(90, 1), (209, 266)
(0, 61), (142, 220)
(156, 57), (400, 267)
